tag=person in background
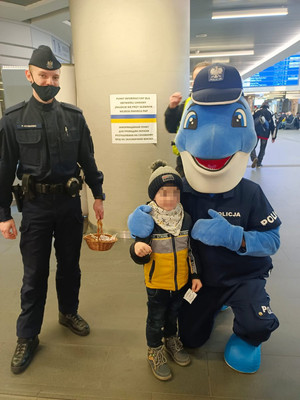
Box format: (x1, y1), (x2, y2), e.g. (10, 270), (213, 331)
(164, 62), (211, 176)
(276, 112), (286, 130)
(129, 160), (202, 381)
(0, 45), (105, 374)
(251, 101), (276, 168)
(295, 112), (300, 129)
(284, 111), (294, 125)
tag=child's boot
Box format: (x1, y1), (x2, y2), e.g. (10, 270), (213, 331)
(147, 345), (172, 381)
(165, 336), (191, 366)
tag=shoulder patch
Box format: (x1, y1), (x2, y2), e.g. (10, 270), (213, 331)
(61, 102), (82, 113)
(4, 101), (26, 115)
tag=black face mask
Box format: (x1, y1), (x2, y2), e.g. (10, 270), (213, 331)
(31, 81), (60, 102)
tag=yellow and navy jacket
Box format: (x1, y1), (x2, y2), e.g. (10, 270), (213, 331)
(130, 212), (200, 291)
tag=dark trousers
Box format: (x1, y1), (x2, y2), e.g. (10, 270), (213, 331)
(17, 193), (83, 338)
(251, 138), (268, 166)
(179, 278), (279, 348)
(146, 285), (187, 348)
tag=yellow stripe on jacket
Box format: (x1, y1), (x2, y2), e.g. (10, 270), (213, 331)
(143, 231), (191, 291)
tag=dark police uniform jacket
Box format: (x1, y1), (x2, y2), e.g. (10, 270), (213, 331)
(181, 178), (281, 288)
(0, 96), (104, 221)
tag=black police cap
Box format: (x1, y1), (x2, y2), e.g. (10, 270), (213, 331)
(29, 45), (61, 70)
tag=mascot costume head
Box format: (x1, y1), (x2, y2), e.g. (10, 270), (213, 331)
(175, 63), (256, 194)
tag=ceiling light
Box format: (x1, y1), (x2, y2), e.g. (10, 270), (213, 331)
(190, 50), (254, 58)
(212, 58), (230, 64)
(1, 66), (27, 70)
(241, 33), (300, 76)
(212, 8), (288, 19)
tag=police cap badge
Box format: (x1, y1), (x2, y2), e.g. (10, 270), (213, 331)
(29, 45), (61, 70)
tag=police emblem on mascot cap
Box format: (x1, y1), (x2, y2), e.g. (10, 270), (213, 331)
(208, 65), (224, 82)
(192, 63), (243, 106)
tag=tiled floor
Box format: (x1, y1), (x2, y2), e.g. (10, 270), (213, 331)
(1, 129), (300, 400)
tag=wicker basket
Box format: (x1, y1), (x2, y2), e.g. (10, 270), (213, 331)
(83, 220), (117, 251)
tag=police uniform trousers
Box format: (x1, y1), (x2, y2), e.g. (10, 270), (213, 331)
(17, 193), (83, 339)
(178, 277), (279, 348)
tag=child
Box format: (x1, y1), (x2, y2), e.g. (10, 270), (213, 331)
(129, 161), (202, 381)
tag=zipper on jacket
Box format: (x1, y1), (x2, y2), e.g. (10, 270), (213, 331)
(171, 236), (178, 291)
(187, 257), (191, 273)
(149, 260), (155, 283)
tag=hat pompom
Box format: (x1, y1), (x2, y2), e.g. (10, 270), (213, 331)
(150, 160), (167, 173)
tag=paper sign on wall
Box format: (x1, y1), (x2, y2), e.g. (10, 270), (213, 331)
(110, 94), (157, 144)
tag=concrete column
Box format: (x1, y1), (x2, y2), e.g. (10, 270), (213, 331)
(69, 0), (190, 232)
(245, 95), (254, 112)
(290, 99), (298, 116)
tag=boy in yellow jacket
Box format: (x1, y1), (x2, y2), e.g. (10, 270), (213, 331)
(129, 161), (202, 381)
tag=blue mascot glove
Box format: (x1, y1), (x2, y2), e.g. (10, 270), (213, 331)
(191, 209), (244, 251)
(127, 205), (154, 238)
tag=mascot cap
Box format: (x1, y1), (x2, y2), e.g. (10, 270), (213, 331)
(148, 160), (183, 200)
(192, 63), (242, 105)
(29, 45), (61, 70)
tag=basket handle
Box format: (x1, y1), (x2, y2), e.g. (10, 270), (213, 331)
(97, 219), (103, 238)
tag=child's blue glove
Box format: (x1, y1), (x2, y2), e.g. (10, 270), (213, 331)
(127, 205), (154, 238)
(191, 209), (244, 251)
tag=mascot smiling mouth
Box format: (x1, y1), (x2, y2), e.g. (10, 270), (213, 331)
(194, 155), (232, 171)
(181, 150), (250, 194)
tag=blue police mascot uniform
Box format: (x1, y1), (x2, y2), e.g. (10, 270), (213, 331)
(128, 63), (281, 373)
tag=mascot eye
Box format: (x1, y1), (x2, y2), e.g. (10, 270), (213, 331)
(183, 111), (198, 130)
(232, 109), (247, 127)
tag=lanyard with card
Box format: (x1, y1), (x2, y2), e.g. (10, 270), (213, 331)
(183, 288), (197, 304)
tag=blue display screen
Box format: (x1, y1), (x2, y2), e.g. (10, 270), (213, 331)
(243, 54), (300, 87)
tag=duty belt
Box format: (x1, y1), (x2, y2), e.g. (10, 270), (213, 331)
(35, 183), (65, 194)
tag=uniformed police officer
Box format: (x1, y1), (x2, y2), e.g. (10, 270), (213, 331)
(0, 45), (105, 374)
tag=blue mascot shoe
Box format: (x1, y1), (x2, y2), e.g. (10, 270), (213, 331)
(224, 333), (261, 373)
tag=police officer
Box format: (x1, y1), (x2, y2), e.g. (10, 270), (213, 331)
(0, 45), (105, 374)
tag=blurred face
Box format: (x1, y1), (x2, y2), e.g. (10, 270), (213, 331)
(154, 186), (180, 211)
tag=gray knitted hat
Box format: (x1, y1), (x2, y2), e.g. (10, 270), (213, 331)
(148, 160), (183, 200)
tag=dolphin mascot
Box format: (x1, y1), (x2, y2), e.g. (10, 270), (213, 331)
(128, 63), (281, 373)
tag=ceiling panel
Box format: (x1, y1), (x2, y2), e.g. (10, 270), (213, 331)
(2, 0), (40, 5)
(190, 0), (300, 77)
(0, 0), (300, 79)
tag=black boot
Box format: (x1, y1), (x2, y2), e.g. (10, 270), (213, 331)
(11, 336), (39, 374)
(59, 312), (90, 336)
